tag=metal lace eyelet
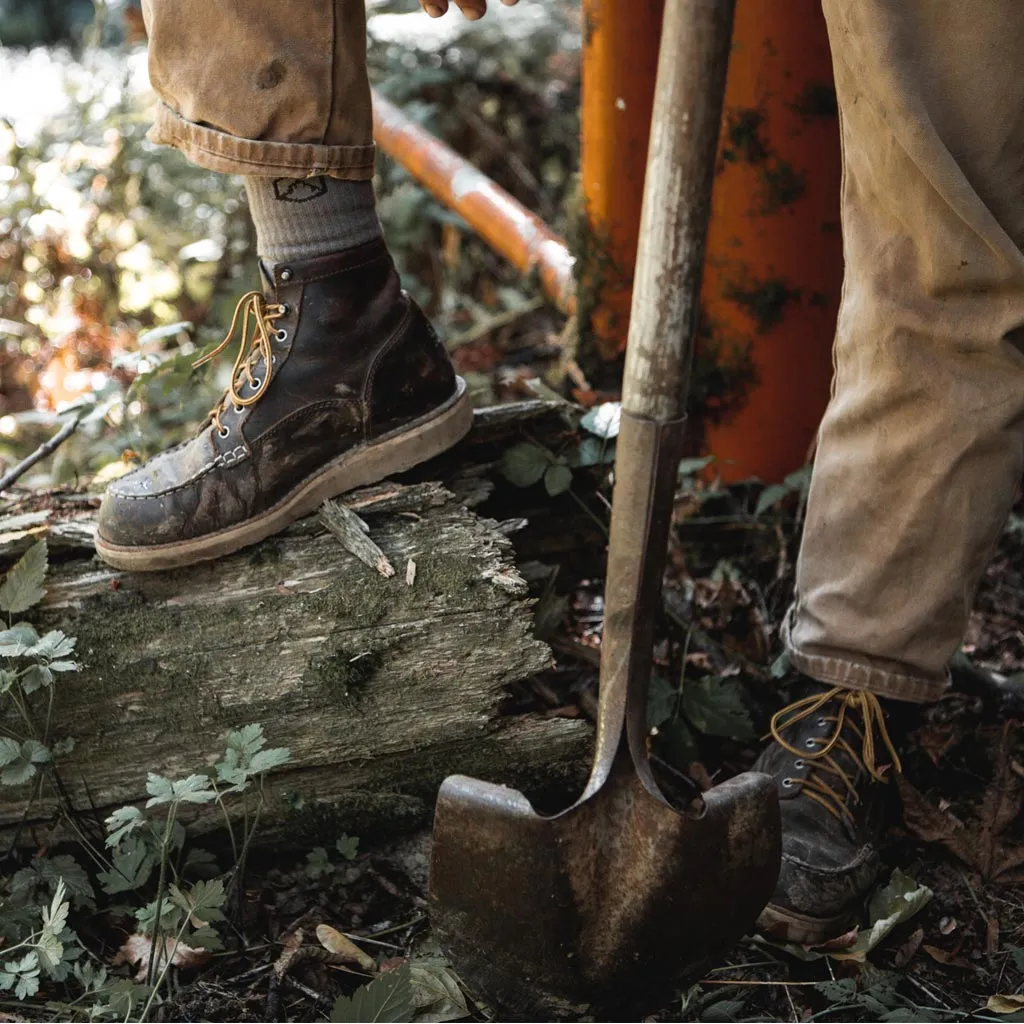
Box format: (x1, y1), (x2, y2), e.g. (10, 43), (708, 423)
(232, 404), (242, 414)
(817, 717), (828, 727)
(250, 378), (262, 390)
(275, 329), (288, 343)
(218, 426), (230, 438)
(271, 355), (277, 364)
(804, 738), (817, 750)
(782, 777), (795, 789)
(794, 759), (806, 769)
(279, 268), (292, 282)
(278, 303), (290, 315)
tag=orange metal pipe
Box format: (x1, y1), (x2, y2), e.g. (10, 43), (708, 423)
(580, 0), (665, 360)
(372, 90), (577, 316)
(701, 0), (842, 481)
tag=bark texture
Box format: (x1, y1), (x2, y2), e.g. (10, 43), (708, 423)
(0, 465), (590, 842)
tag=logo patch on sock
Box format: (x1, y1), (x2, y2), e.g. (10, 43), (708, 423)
(273, 177), (328, 203)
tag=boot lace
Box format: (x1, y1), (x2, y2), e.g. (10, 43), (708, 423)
(769, 687), (902, 826)
(193, 291), (287, 436)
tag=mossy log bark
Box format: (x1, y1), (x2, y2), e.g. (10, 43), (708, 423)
(0, 455), (591, 844)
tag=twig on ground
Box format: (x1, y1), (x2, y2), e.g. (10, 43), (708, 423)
(0, 416), (79, 492)
(319, 499), (395, 578)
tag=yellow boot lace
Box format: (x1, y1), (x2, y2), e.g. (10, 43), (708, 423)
(769, 687), (903, 826)
(193, 291), (287, 436)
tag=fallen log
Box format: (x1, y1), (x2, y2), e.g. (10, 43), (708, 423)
(0, 410), (595, 842)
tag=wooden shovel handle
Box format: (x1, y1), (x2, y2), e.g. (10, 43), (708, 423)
(590, 0), (736, 794)
(622, 0), (736, 423)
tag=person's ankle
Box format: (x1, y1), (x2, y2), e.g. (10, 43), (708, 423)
(244, 175), (382, 263)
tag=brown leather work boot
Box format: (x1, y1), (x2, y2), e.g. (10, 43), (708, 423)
(753, 680), (903, 945)
(96, 238), (472, 571)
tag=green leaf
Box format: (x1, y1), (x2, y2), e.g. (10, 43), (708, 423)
(543, 462), (573, 497)
(677, 455), (715, 477)
(47, 660), (78, 673)
(0, 737), (21, 766)
(332, 964), (415, 1023)
(145, 772), (215, 806)
(754, 483), (791, 517)
(225, 723), (265, 762)
(19, 664), (53, 693)
(647, 674), (677, 729)
(170, 878), (226, 922)
(681, 677), (756, 740)
(51, 737), (75, 757)
(2, 952), (40, 1001)
(815, 978), (857, 1004)
(336, 834), (359, 861)
(189, 925), (225, 951)
(10, 854), (95, 910)
(0, 540), (47, 614)
(0, 740), (51, 785)
(97, 838), (156, 894)
(570, 437), (615, 468)
(500, 442), (550, 488)
(0, 622), (40, 656)
(105, 805), (146, 847)
(248, 746), (291, 775)
(135, 898), (179, 936)
(305, 846), (335, 880)
(580, 402), (621, 440)
(30, 630), (75, 659)
(659, 717), (699, 768)
(13, 967), (39, 1000)
(36, 930), (64, 973)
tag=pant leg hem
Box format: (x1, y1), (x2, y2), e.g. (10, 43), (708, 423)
(149, 103), (376, 180)
(785, 645), (949, 703)
(782, 611), (949, 703)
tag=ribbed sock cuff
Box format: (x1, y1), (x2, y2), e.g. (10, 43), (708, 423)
(244, 175), (382, 262)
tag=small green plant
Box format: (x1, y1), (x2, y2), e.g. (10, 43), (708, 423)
(500, 400), (620, 535)
(0, 538), (294, 1018)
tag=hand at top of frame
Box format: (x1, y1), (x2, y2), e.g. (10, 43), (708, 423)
(420, 0), (519, 20)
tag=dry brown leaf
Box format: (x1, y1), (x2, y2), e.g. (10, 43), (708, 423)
(988, 995), (1024, 1014)
(922, 944), (971, 969)
(112, 932), (210, 981)
(315, 924), (375, 970)
(894, 926), (924, 968)
(897, 776), (974, 864)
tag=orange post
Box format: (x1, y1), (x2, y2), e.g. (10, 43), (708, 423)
(580, 0), (665, 360)
(373, 92), (577, 316)
(701, 0), (842, 481)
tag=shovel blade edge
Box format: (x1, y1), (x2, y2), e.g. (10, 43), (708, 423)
(429, 770), (781, 1019)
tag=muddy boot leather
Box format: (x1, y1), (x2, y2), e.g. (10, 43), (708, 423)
(96, 238), (470, 570)
(753, 679), (903, 945)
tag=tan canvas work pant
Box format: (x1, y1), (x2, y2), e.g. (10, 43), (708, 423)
(143, 2), (1024, 704)
(141, 0), (376, 178)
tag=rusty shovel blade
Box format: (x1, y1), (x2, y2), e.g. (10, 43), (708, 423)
(430, 762), (780, 1018)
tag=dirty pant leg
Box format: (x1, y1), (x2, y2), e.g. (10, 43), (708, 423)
(140, 0), (375, 179)
(783, 0), (1024, 703)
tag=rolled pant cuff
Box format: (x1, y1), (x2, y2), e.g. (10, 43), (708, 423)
(782, 614), (949, 704)
(149, 103), (376, 180)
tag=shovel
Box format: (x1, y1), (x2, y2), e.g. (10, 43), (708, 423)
(429, 0), (780, 1015)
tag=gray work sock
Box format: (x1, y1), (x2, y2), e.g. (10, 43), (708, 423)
(243, 175), (382, 263)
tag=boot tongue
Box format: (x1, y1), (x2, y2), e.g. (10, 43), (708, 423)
(258, 259), (277, 299)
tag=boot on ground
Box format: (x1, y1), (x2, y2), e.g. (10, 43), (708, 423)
(754, 678), (903, 945)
